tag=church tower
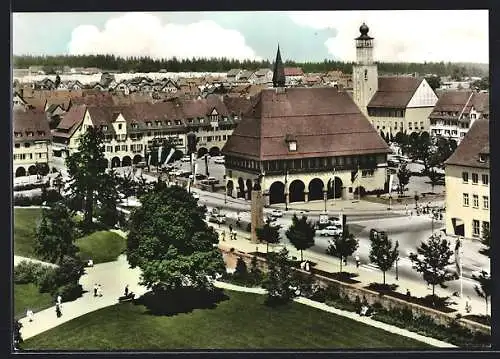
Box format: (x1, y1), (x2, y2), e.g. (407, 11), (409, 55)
(272, 44), (286, 88)
(352, 23), (378, 115)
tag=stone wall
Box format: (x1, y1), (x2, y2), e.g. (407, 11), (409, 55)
(221, 248), (490, 336)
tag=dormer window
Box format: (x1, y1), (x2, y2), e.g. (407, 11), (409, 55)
(131, 123), (138, 129)
(101, 125), (108, 131)
(288, 141), (297, 151)
(155, 121), (162, 127)
(188, 118), (193, 124)
(37, 131), (45, 136)
(200, 118), (204, 123)
(14, 132), (22, 138)
(27, 132), (34, 137)
(167, 121), (171, 126)
(175, 120), (181, 125)
(146, 121), (152, 127)
(479, 154), (487, 163)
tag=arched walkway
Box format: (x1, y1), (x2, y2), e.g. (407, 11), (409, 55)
(327, 177), (343, 199)
(133, 155), (142, 164)
(111, 157), (121, 168)
(197, 147), (208, 158)
(226, 180), (234, 197)
(246, 179), (253, 200)
(122, 156), (132, 167)
(308, 178), (324, 201)
(289, 180), (305, 203)
(28, 165), (37, 175)
(269, 181), (285, 204)
(209, 146), (220, 157)
(15, 167), (26, 177)
(237, 177), (245, 198)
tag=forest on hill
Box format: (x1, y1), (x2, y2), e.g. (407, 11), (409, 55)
(13, 55), (488, 78)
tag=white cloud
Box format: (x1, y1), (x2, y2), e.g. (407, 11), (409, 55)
(289, 10), (488, 63)
(68, 12), (261, 61)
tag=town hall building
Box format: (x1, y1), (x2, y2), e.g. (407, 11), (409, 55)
(222, 45), (391, 206)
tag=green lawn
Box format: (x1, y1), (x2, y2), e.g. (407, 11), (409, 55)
(14, 208), (43, 259)
(75, 231), (126, 264)
(14, 283), (54, 319)
(24, 290), (431, 350)
(14, 208), (125, 264)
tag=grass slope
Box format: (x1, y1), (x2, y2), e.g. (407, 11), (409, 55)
(14, 208), (125, 264)
(14, 283), (54, 319)
(25, 290), (430, 350)
(75, 231), (126, 264)
(14, 208), (42, 259)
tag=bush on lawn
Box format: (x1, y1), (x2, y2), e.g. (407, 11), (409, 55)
(13, 182), (49, 192)
(14, 261), (53, 285)
(57, 283), (83, 302)
(42, 189), (63, 204)
(13, 195), (44, 206)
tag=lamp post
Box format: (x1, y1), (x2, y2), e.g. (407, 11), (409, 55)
(224, 175), (227, 204)
(332, 167), (336, 206)
(284, 166), (288, 212)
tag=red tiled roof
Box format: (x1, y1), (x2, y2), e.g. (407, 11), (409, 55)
(222, 87), (390, 161)
(13, 109), (51, 142)
(429, 91), (473, 114)
(53, 104), (87, 138)
(445, 119), (489, 169)
(368, 77), (421, 109)
(284, 67), (304, 76)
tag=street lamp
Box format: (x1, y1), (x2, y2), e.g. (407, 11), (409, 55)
(395, 240), (400, 280)
(224, 175), (227, 204)
(332, 167), (336, 206)
(284, 166), (288, 212)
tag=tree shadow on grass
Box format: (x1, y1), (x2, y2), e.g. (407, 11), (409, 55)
(133, 287), (229, 316)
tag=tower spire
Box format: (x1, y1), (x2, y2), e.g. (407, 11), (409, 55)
(272, 44), (286, 87)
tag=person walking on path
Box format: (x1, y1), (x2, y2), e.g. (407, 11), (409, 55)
(56, 295), (62, 306)
(229, 224), (233, 235)
(221, 231), (226, 241)
(26, 309), (34, 322)
(124, 285), (129, 297)
(94, 283), (98, 297)
(355, 254), (360, 268)
(55, 303), (62, 318)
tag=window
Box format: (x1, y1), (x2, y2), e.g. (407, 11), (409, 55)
(482, 174), (489, 185)
(288, 141), (297, 151)
(462, 172), (468, 183)
(483, 196), (489, 209)
(15, 143), (20, 148)
(115, 145), (120, 152)
(472, 173), (478, 184)
(132, 123), (138, 129)
(472, 220), (480, 237)
(483, 221), (490, 236)
(207, 136), (212, 142)
(463, 193), (469, 206)
(479, 154), (487, 163)
(106, 146), (113, 153)
(121, 145), (127, 151)
(473, 194), (479, 208)
(101, 125), (108, 131)
(118, 124), (123, 130)
(146, 122), (152, 127)
(24, 143), (30, 148)
(362, 169), (374, 177)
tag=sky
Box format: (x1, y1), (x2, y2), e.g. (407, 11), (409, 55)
(12, 10), (489, 63)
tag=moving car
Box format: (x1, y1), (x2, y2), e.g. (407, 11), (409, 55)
(317, 225), (342, 237)
(270, 209), (284, 218)
(191, 191), (200, 200)
(328, 216), (342, 226)
(181, 156), (191, 162)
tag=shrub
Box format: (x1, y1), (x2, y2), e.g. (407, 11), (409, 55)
(234, 257), (248, 277)
(13, 195), (44, 206)
(44, 189), (63, 204)
(38, 268), (57, 294)
(14, 261), (51, 284)
(13, 182), (48, 191)
(56, 283), (83, 302)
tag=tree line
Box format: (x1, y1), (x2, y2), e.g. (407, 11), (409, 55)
(13, 54), (487, 77)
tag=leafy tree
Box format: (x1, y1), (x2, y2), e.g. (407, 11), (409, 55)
(13, 320), (23, 350)
(425, 75), (441, 90)
(472, 76), (489, 91)
(397, 162), (411, 195)
(472, 270), (491, 316)
(53, 255), (86, 289)
(34, 203), (78, 264)
(426, 167), (442, 193)
(54, 74), (61, 88)
(65, 126), (108, 229)
(117, 170), (138, 203)
(409, 233), (457, 302)
(479, 223), (490, 257)
(369, 233), (399, 284)
(262, 248), (295, 305)
(126, 184), (225, 294)
(285, 214), (315, 261)
(96, 170), (121, 228)
(325, 225), (359, 274)
(256, 218), (281, 253)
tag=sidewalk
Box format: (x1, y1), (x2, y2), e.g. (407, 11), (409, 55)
(214, 225), (487, 317)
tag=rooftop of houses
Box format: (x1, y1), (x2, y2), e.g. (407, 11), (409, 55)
(368, 76), (422, 109)
(444, 119), (489, 169)
(13, 109), (52, 142)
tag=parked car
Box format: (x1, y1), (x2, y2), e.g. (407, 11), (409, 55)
(317, 225), (342, 237)
(387, 160), (399, 168)
(214, 157), (225, 164)
(270, 209), (284, 218)
(328, 217), (342, 226)
(181, 156), (191, 162)
(191, 192), (200, 200)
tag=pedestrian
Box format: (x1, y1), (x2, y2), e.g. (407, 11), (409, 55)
(124, 284), (129, 297)
(221, 231), (226, 241)
(405, 204), (408, 216)
(355, 254), (360, 268)
(26, 309), (34, 322)
(232, 232), (237, 241)
(97, 284), (103, 297)
(343, 257), (348, 266)
(93, 283), (98, 297)
(465, 296), (472, 313)
(55, 303), (62, 318)
(406, 289), (411, 297)
(57, 295), (62, 306)
(305, 261), (310, 272)
(229, 224), (233, 234)
(300, 261), (305, 270)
